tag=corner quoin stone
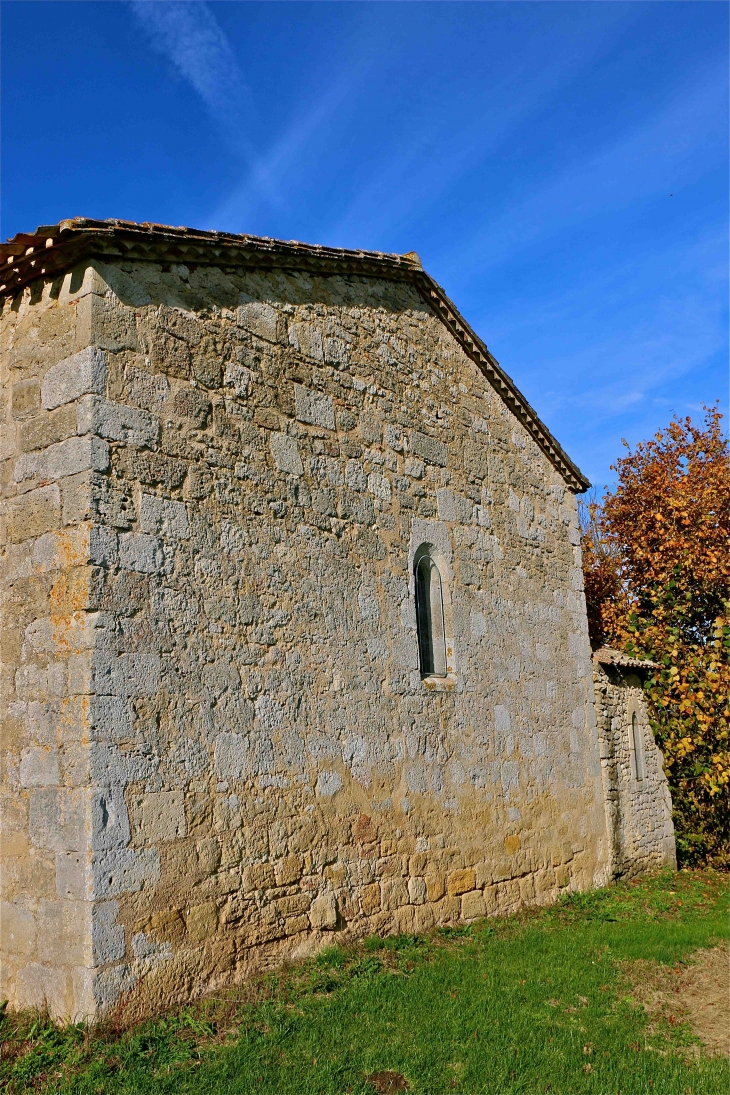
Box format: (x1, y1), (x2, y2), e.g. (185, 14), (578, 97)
(41, 347), (108, 410)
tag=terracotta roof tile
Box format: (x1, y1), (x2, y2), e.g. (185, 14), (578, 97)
(593, 646), (659, 670)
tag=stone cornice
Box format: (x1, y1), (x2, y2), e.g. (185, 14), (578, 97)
(1, 217), (590, 492)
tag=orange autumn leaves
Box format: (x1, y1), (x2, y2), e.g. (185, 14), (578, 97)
(581, 406), (730, 866)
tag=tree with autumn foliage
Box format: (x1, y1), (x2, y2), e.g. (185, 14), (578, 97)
(581, 406), (730, 867)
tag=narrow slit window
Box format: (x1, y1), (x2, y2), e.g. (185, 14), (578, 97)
(632, 711), (645, 781)
(415, 553), (447, 678)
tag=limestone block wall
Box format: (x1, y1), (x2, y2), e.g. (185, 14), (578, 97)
(2, 256), (612, 1021)
(593, 661), (676, 878)
(0, 270), (128, 1020)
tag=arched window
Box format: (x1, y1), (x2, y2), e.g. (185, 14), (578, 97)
(415, 548), (447, 677)
(631, 710), (645, 781)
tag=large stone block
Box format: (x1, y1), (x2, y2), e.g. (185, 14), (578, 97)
(130, 791), (187, 844)
(214, 733), (249, 780)
(14, 435), (109, 484)
(238, 300), (279, 341)
(35, 899), (86, 965)
(41, 347), (107, 410)
(77, 396), (159, 447)
(4, 483), (62, 542)
(410, 430), (447, 467)
(185, 902), (218, 942)
(29, 787), (86, 851)
(381, 878), (409, 911)
(20, 747), (60, 788)
(447, 868), (476, 896)
(91, 849), (161, 898)
(12, 379), (41, 418)
(294, 384), (334, 430)
(289, 321), (323, 361)
(91, 789), (131, 851)
(91, 900), (126, 965)
(15, 962), (70, 1020)
(118, 533), (171, 575)
(24, 612), (101, 657)
(0, 900), (36, 957)
(91, 652), (161, 697)
(270, 432), (303, 475)
(56, 851), (90, 900)
(31, 527), (93, 573)
(19, 402), (77, 453)
(139, 495), (190, 539)
(15, 662), (67, 702)
(461, 889), (486, 920)
(89, 696), (134, 742)
(308, 892), (337, 929)
(89, 743), (157, 787)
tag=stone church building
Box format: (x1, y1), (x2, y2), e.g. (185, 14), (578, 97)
(0, 219), (675, 1021)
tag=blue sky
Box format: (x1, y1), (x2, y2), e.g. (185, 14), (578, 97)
(3, 1), (727, 491)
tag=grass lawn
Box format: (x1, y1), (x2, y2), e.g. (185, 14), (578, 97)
(2, 869), (727, 1094)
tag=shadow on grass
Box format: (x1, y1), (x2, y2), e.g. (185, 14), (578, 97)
(1, 869), (727, 1094)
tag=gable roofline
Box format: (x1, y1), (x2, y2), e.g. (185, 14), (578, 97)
(0, 217), (590, 492)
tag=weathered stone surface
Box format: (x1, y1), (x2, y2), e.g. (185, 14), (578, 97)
(0, 901), (37, 957)
(118, 533), (171, 575)
(593, 659), (676, 879)
(139, 495), (189, 539)
(14, 436), (110, 484)
(294, 384), (335, 430)
(91, 901), (126, 965)
(461, 889), (486, 920)
(185, 903), (218, 942)
(41, 347), (107, 410)
(131, 792), (186, 844)
(91, 849), (161, 899)
(447, 869), (476, 897)
(0, 241), (674, 1025)
(20, 747), (61, 788)
(270, 432), (303, 476)
(77, 396), (158, 447)
(410, 430), (447, 467)
(4, 483), (62, 542)
(309, 892), (338, 929)
(15, 963), (70, 1021)
(12, 379), (41, 417)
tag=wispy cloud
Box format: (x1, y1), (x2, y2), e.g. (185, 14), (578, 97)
(129, 1), (256, 160)
(436, 60), (727, 284)
(328, 6), (638, 248)
(483, 223), (728, 486)
(209, 63), (373, 233)
(207, 4), (637, 241)
(130, 1), (373, 227)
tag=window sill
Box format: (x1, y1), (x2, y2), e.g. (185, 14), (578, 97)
(420, 673), (457, 692)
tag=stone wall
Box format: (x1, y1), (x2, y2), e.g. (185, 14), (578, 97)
(593, 661), (676, 879)
(1, 255), (612, 1021)
(0, 271), (115, 1020)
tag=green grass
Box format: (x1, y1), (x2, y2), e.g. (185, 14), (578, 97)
(2, 869), (727, 1094)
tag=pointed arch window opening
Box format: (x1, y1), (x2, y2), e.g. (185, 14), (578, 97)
(415, 553), (448, 678)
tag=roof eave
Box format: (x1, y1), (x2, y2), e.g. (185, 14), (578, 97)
(1, 218), (590, 493)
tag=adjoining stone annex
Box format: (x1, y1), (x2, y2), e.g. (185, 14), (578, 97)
(0, 219), (675, 1021)
(593, 647), (676, 880)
